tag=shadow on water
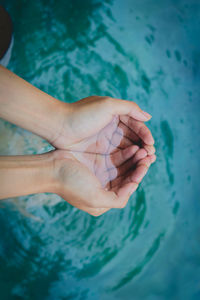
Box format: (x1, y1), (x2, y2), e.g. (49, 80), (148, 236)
(160, 120), (174, 185)
(112, 231), (165, 290)
(123, 190), (147, 242)
(74, 190), (148, 280)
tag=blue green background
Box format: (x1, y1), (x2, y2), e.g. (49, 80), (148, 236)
(0, 0), (200, 299)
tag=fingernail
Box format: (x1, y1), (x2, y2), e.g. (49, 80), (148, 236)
(142, 111), (152, 119)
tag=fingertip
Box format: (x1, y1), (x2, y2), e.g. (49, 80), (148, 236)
(131, 164), (149, 183)
(149, 136), (155, 145)
(142, 111), (152, 120)
(121, 145), (140, 162)
(132, 148), (147, 164)
(144, 145), (156, 155)
(125, 144), (139, 154)
(151, 154), (156, 163)
(137, 156), (152, 168)
(137, 148), (148, 158)
(130, 144), (140, 154)
(144, 133), (154, 145)
(129, 103), (152, 121)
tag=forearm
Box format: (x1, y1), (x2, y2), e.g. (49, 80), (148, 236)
(0, 153), (55, 199)
(0, 65), (68, 143)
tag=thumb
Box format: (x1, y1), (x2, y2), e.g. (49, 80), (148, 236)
(110, 97), (152, 121)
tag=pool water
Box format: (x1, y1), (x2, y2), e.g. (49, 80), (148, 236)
(0, 1), (200, 299)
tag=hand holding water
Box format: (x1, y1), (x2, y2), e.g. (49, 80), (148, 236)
(0, 67), (156, 215)
(50, 96), (156, 215)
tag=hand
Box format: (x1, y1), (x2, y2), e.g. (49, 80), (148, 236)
(51, 96), (155, 152)
(50, 96), (156, 216)
(0, 69), (156, 214)
(0, 68), (154, 155)
(63, 114), (156, 189)
(52, 149), (156, 216)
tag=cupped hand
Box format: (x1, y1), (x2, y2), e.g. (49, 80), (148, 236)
(52, 149), (156, 216)
(64, 114), (156, 189)
(52, 96), (155, 153)
(51, 96), (156, 216)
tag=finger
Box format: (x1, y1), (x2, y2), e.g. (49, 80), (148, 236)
(110, 131), (133, 149)
(123, 154), (156, 186)
(120, 115), (154, 145)
(110, 153), (154, 190)
(108, 148), (148, 187)
(111, 148), (147, 179)
(143, 144), (156, 155)
(132, 148), (147, 164)
(109, 145), (139, 167)
(116, 182), (139, 199)
(115, 122), (155, 155)
(151, 154), (156, 163)
(113, 159), (152, 199)
(95, 146), (142, 187)
(110, 98), (152, 121)
(116, 121), (141, 145)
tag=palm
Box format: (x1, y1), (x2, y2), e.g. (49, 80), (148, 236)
(65, 115), (154, 193)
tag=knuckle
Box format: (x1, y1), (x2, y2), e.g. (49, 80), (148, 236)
(138, 125), (146, 137)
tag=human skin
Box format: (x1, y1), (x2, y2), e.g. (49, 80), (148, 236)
(0, 66), (155, 152)
(0, 65), (156, 215)
(0, 151), (155, 216)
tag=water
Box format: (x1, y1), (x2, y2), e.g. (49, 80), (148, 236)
(0, 0), (200, 299)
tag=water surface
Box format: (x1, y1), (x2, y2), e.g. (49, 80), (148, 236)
(0, 0), (200, 299)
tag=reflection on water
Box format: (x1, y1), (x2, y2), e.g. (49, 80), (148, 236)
(0, 0), (200, 299)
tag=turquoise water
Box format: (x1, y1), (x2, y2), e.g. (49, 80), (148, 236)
(0, 0), (200, 299)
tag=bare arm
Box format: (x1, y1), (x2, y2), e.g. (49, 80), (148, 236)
(0, 150), (155, 216)
(0, 65), (153, 149)
(0, 153), (55, 199)
(0, 65), (69, 144)
(0, 66), (155, 215)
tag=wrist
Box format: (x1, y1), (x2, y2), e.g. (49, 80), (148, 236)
(0, 66), (72, 146)
(32, 152), (57, 194)
(47, 100), (72, 148)
(47, 150), (75, 197)
(0, 153), (57, 199)
(45, 151), (62, 195)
